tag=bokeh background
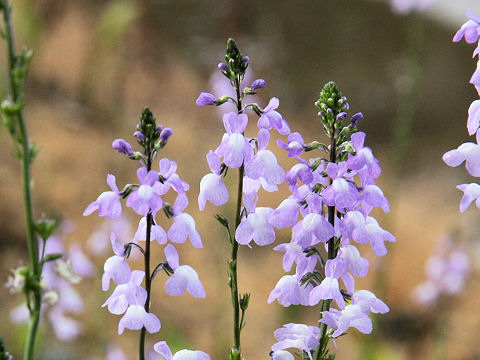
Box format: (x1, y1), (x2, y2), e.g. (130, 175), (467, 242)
(1, 0), (480, 359)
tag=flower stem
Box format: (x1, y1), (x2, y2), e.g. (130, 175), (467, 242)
(139, 151), (153, 360)
(316, 127), (337, 360)
(229, 76), (243, 358)
(2, 1), (42, 359)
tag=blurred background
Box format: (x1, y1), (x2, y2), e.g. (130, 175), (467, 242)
(0, 0), (480, 359)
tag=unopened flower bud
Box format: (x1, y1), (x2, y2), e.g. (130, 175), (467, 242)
(160, 127), (173, 144)
(218, 62), (229, 72)
(250, 79), (266, 91)
(241, 56), (250, 65)
(43, 290), (59, 306)
(326, 108), (333, 115)
(336, 112), (347, 121)
(350, 112), (363, 127)
(155, 125), (163, 133)
(134, 131), (145, 140)
(5, 267), (27, 293)
(112, 139), (133, 155)
(196, 92), (217, 107)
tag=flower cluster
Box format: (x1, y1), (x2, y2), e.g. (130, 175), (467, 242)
(412, 234), (470, 305)
(196, 38), (291, 360)
(84, 108), (209, 358)
(8, 223), (95, 341)
(268, 82), (393, 359)
(444, 10), (480, 211)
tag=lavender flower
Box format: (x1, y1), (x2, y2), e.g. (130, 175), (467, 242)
(154, 341), (210, 360)
(83, 174), (122, 219)
(196, 92), (217, 107)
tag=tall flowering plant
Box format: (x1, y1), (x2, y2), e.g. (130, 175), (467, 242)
(84, 108), (209, 360)
(268, 82), (393, 360)
(197, 38), (290, 360)
(443, 10), (480, 211)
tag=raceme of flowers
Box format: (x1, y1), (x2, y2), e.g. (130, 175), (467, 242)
(443, 10), (480, 211)
(196, 40), (394, 360)
(83, 108), (209, 359)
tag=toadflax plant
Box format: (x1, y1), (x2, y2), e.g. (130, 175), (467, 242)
(443, 9), (480, 212)
(84, 108), (209, 360)
(196, 38), (290, 360)
(268, 82), (394, 360)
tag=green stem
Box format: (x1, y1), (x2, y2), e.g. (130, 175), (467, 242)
(2, 2), (42, 359)
(230, 76), (243, 356)
(316, 127), (337, 360)
(139, 154), (153, 360)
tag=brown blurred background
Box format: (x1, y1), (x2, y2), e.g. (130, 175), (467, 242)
(1, 0), (480, 359)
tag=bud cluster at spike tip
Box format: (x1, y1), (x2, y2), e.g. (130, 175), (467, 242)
(83, 107), (209, 357)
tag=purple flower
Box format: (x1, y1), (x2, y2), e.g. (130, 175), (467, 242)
(273, 242), (317, 277)
(348, 132), (381, 183)
(258, 97), (291, 135)
(133, 216), (167, 244)
(118, 304), (161, 334)
(456, 183), (480, 212)
(271, 323), (320, 360)
(443, 140), (480, 177)
(245, 129), (285, 186)
(322, 162), (359, 211)
(164, 244), (206, 298)
(270, 350), (294, 360)
(285, 163), (313, 186)
(154, 341), (211, 360)
(268, 274), (313, 306)
(269, 198), (300, 230)
(126, 167), (163, 216)
(309, 260), (345, 308)
(83, 174), (122, 219)
(292, 213), (335, 247)
(467, 100), (480, 136)
(196, 92), (217, 107)
(337, 245), (369, 278)
(352, 290), (389, 314)
(160, 128), (173, 144)
(319, 304), (372, 338)
(168, 212), (202, 249)
(250, 79), (266, 91)
(364, 216), (395, 256)
(277, 132), (306, 158)
(102, 233), (131, 291)
(102, 270), (146, 315)
(235, 207), (276, 246)
(215, 112), (253, 168)
(453, 9), (480, 44)
(155, 158), (189, 195)
(112, 139), (133, 156)
(198, 151), (229, 210)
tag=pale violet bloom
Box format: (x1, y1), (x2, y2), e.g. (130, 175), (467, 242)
(322, 162), (359, 211)
(271, 323), (320, 360)
(467, 100), (480, 135)
(453, 9), (480, 44)
(133, 216), (167, 244)
(352, 290), (389, 314)
(235, 207), (275, 246)
(102, 233), (131, 291)
(269, 198), (300, 230)
(196, 92), (216, 107)
(112, 139), (133, 156)
(443, 139), (480, 177)
(242, 175), (278, 214)
(154, 341), (210, 360)
(273, 242), (317, 277)
(198, 151), (229, 210)
(102, 270), (147, 315)
(268, 274), (313, 306)
(457, 183), (480, 212)
(155, 158), (190, 195)
(258, 97), (290, 135)
(215, 112), (253, 168)
(309, 259), (345, 308)
(270, 350), (294, 360)
(337, 245), (369, 278)
(292, 213), (335, 247)
(245, 129), (285, 186)
(168, 194), (202, 248)
(319, 304), (372, 338)
(277, 132), (306, 158)
(83, 174), (122, 219)
(118, 304), (161, 335)
(126, 167), (163, 215)
(164, 244), (206, 298)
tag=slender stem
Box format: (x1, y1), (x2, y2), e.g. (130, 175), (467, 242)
(139, 152), (153, 360)
(230, 76), (243, 355)
(316, 127), (337, 360)
(2, 2), (42, 359)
